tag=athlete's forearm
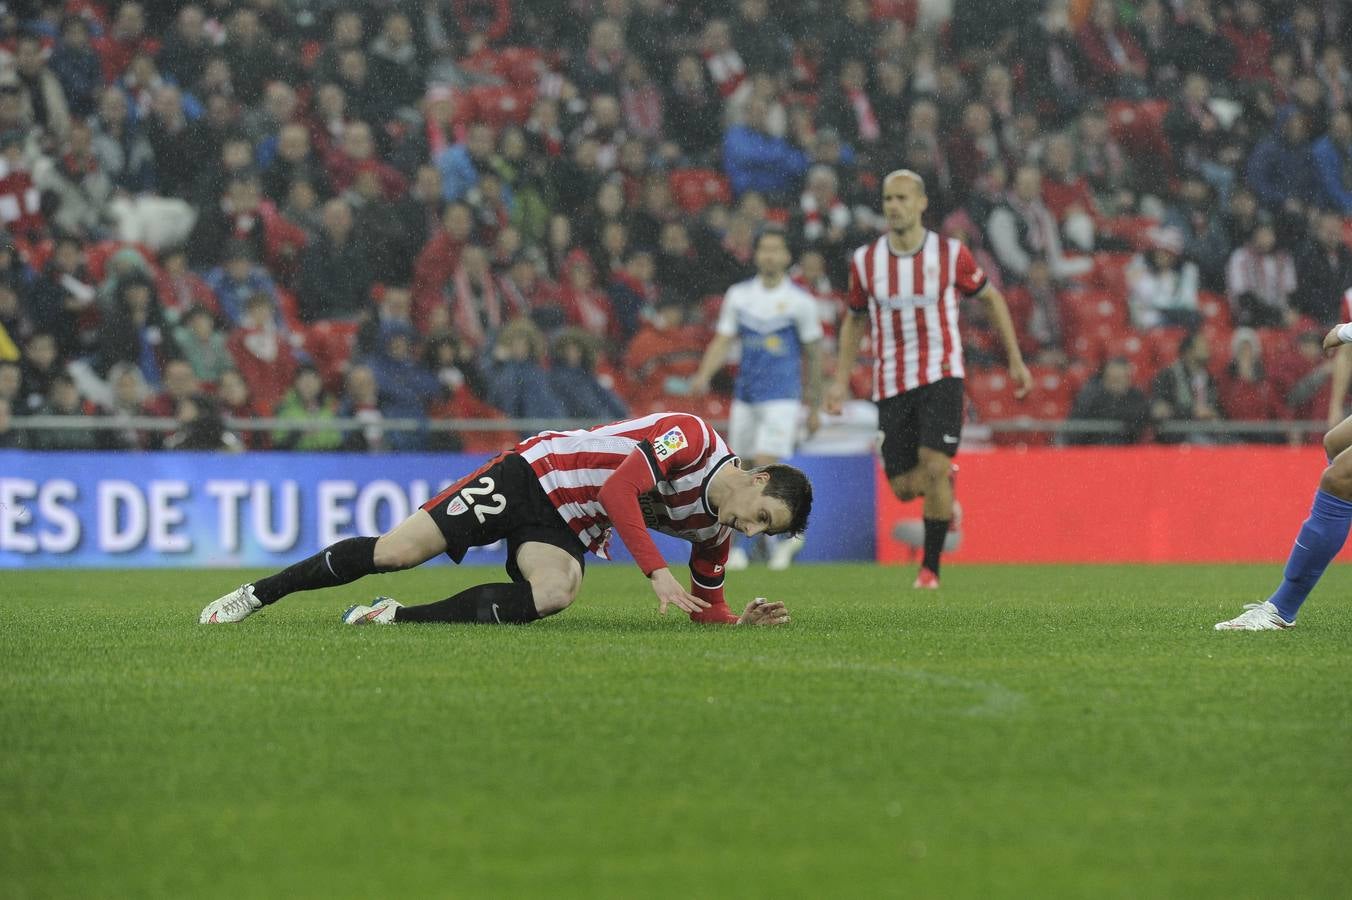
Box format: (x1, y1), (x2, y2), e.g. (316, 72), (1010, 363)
(803, 339), (823, 409)
(978, 286), (1026, 368)
(597, 452), (668, 576)
(834, 312), (867, 385)
(693, 334), (734, 386)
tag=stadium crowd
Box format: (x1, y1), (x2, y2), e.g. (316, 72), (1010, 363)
(1, 0), (1351, 451)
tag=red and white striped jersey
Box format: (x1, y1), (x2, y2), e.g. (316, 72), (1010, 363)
(847, 231), (988, 400)
(514, 412), (736, 560)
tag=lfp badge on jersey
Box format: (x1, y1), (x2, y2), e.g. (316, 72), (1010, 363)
(653, 426), (688, 460)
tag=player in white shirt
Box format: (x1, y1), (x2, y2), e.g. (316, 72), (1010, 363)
(691, 229), (823, 570)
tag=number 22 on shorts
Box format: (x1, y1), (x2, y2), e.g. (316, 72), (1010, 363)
(446, 476), (507, 523)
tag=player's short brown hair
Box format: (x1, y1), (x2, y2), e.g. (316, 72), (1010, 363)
(752, 463), (813, 537)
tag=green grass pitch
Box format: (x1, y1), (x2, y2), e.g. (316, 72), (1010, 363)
(3, 563), (1351, 899)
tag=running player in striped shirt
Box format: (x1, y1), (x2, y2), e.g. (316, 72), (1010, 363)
(199, 412), (810, 627)
(824, 170), (1031, 589)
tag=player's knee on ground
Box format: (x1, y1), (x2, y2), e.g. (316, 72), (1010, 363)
(528, 571), (580, 617)
(1319, 461), (1352, 500)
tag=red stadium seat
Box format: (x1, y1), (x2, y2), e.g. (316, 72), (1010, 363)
(1062, 289), (1127, 350)
(1198, 291), (1231, 328)
(669, 169), (732, 214)
(1145, 326), (1188, 368)
(1105, 100), (1174, 178)
(1103, 331), (1154, 388)
(1089, 252), (1134, 298)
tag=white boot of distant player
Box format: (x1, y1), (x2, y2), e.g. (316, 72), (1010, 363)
(767, 534), (806, 570)
(726, 545), (750, 570)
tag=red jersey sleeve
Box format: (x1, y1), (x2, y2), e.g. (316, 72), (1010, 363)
(954, 243), (989, 296)
(687, 535), (738, 624)
(847, 252), (870, 312)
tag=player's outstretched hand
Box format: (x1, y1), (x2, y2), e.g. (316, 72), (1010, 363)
(1009, 360), (1033, 399)
(650, 567), (710, 615)
(736, 598), (790, 626)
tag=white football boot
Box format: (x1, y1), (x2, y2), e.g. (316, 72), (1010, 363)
(200, 584), (263, 624)
(342, 596), (403, 625)
(1214, 601), (1294, 631)
(767, 535), (806, 571)
(725, 546), (750, 571)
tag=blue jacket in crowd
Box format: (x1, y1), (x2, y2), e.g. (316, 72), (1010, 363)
(722, 125), (809, 198)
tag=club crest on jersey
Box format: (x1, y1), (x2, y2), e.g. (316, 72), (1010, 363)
(653, 426), (688, 460)
(447, 496), (468, 516)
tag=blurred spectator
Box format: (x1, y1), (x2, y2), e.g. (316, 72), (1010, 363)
(559, 248), (615, 343)
(1151, 330), (1223, 444)
(89, 87), (155, 194)
(549, 328), (628, 420)
(1128, 227), (1202, 330)
(1222, 0), (1274, 84)
(263, 122), (333, 206)
(94, 2), (161, 84)
(32, 373), (99, 450)
(339, 364), (386, 453)
(1219, 328), (1284, 443)
(155, 248), (219, 324)
(1273, 328), (1334, 431)
(1006, 259), (1068, 366)
(363, 321), (440, 451)
(1076, 0), (1149, 99)
(1162, 177), (1231, 292)
(1227, 222), (1298, 327)
(1247, 111), (1318, 214)
(1294, 212), (1352, 325)
(171, 306), (231, 386)
(0, 360), (21, 413)
(606, 248), (657, 343)
(412, 202), (474, 330)
(1164, 74), (1237, 201)
(205, 240), (281, 328)
(1066, 357), (1150, 445)
(987, 164), (1093, 283)
(163, 392), (240, 452)
(0, 127), (47, 244)
(1039, 133), (1098, 252)
(13, 31), (72, 144)
(723, 94), (808, 200)
(216, 368), (266, 449)
(296, 199), (374, 323)
(1311, 108), (1352, 214)
(99, 362), (149, 449)
(156, 5), (211, 90)
(227, 292), (299, 413)
(485, 317), (564, 422)
(96, 276), (166, 387)
(1164, 0), (1234, 81)
(0, 280), (29, 362)
(1076, 104), (1135, 215)
(665, 54), (722, 161)
(438, 122), (497, 204)
(449, 243), (519, 352)
(49, 15), (102, 118)
(946, 102), (1006, 199)
(0, 397), (22, 448)
(271, 365), (343, 451)
(623, 295), (708, 386)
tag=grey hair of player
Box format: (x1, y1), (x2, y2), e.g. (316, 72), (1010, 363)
(883, 168), (928, 196)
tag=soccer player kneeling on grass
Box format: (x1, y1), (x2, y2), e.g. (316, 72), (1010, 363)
(1216, 322), (1352, 630)
(199, 412), (809, 627)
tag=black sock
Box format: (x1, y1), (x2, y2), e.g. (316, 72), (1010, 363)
(922, 518), (951, 574)
(251, 536), (382, 605)
(394, 582), (540, 624)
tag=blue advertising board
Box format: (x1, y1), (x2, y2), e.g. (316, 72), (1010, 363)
(0, 451), (874, 568)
